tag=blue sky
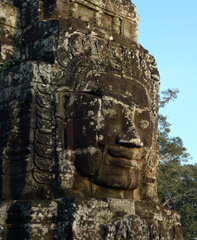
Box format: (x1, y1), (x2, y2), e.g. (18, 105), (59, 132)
(132, 0), (197, 165)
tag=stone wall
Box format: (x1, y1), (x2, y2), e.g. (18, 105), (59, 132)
(0, 198), (182, 240)
(1, 0), (139, 65)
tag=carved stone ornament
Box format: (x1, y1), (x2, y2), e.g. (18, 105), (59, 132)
(0, 0), (183, 239)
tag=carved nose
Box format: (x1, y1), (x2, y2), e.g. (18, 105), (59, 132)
(116, 125), (143, 148)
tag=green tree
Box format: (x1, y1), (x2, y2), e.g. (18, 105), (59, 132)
(158, 89), (197, 240)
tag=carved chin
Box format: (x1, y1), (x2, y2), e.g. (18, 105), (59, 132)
(93, 168), (143, 190)
(74, 147), (143, 191)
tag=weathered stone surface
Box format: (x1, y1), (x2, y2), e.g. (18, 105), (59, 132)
(0, 198), (182, 240)
(0, 2), (21, 63)
(0, 0), (183, 239)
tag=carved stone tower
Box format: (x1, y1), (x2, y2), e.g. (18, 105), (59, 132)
(0, 0), (183, 239)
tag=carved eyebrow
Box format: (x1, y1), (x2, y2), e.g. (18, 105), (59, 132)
(102, 96), (131, 108)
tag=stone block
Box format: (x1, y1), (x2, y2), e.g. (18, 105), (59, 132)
(0, 199), (183, 239)
(0, 2), (18, 27)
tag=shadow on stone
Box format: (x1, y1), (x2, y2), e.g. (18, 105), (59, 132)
(6, 201), (32, 240)
(53, 198), (75, 240)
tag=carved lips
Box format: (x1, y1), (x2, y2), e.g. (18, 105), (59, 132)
(106, 145), (142, 169)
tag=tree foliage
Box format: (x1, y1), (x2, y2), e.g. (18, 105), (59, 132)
(158, 89), (197, 240)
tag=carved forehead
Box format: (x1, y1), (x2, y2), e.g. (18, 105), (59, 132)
(57, 84), (149, 118)
(87, 73), (149, 108)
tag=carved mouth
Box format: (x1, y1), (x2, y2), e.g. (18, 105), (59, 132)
(107, 146), (132, 159)
(108, 158), (140, 169)
(107, 146), (141, 169)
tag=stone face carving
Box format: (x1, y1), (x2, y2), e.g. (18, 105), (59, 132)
(0, 1), (160, 200)
(56, 73), (155, 199)
(0, 0), (183, 239)
(52, 28), (160, 200)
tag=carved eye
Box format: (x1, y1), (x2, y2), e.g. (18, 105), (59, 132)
(139, 120), (149, 129)
(64, 94), (101, 119)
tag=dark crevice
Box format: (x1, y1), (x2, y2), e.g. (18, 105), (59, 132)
(6, 201), (32, 240)
(42, 0), (57, 19)
(102, 225), (109, 240)
(53, 198), (74, 240)
(114, 221), (121, 240)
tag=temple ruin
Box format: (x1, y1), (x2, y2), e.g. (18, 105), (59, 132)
(0, 0), (183, 239)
